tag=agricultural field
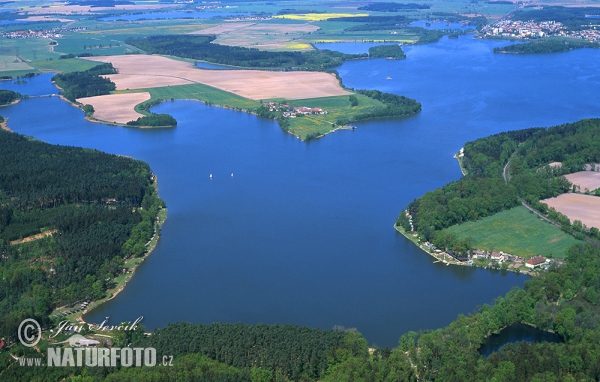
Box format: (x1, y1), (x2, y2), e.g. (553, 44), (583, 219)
(565, 170), (600, 192)
(77, 92), (150, 124)
(443, 206), (583, 259)
(542, 193), (600, 230)
(83, 55), (352, 100)
(30, 57), (103, 74)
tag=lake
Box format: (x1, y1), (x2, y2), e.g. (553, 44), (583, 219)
(3, 36), (600, 347)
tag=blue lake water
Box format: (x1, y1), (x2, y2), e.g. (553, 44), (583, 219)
(100, 11), (249, 21)
(3, 36), (600, 347)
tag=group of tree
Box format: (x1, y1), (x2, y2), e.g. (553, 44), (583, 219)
(0, 129), (164, 342)
(52, 63), (117, 101)
(368, 44), (407, 59)
(401, 118), (600, 253)
(494, 38), (600, 54)
(0, 89), (22, 105)
(126, 113), (177, 127)
(353, 89), (421, 121)
(125, 35), (366, 70)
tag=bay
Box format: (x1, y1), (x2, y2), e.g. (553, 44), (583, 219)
(4, 36), (600, 347)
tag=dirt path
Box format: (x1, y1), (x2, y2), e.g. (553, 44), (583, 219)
(10, 230), (57, 245)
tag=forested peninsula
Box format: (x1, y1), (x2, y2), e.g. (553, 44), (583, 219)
(494, 39), (600, 54)
(0, 129), (165, 343)
(397, 118), (600, 257)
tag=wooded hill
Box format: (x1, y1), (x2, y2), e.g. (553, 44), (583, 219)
(0, 129), (164, 342)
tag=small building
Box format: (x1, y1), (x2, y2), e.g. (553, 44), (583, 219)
(76, 338), (101, 347)
(490, 252), (502, 261)
(526, 256), (547, 269)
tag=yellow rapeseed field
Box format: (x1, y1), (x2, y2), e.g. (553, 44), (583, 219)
(273, 13), (368, 21)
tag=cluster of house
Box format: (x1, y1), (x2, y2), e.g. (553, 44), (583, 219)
(262, 102), (328, 118)
(481, 19), (600, 42)
(52, 301), (89, 318)
(422, 242), (559, 271)
(1, 28), (62, 39)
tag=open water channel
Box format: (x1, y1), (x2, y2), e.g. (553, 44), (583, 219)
(3, 36), (600, 346)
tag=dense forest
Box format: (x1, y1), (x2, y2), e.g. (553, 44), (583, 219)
(0, 129), (164, 343)
(52, 63), (117, 101)
(369, 44), (406, 59)
(494, 39), (600, 54)
(400, 118), (600, 253)
(512, 6), (600, 31)
(125, 35), (366, 70)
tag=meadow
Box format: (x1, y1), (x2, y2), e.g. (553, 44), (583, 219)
(443, 206), (583, 259)
(137, 83), (261, 111)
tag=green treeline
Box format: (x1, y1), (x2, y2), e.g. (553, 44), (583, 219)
(52, 63), (117, 101)
(0, 129), (164, 342)
(494, 39), (600, 54)
(512, 6), (600, 31)
(0, 90), (22, 105)
(353, 89), (421, 120)
(368, 44), (406, 59)
(337, 15), (410, 31)
(401, 118), (600, 252)
(329, 243), (600, 381)
(135, 323), (366, 381)
(6, 244), (600, 380)
(357, 2), (430, 11)
(125, 35), (366, 70)
(127, 113), (177, 127)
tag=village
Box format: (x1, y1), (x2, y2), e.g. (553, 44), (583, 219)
(480, 19), (600, 42)
(400, 211), (562, 275)
(262, 101), (328, 118)
(421, 240), (560, 274)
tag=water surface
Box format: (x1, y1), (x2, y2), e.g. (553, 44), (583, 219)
(479, 323), (564, 357)
(3, 36), (599, 347)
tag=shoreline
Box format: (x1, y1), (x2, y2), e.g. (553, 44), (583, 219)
(394, 224), (463, 266)
(395, 223), (534, 276)
(0, 118), (12, 132)
(60, 179), (168, 325)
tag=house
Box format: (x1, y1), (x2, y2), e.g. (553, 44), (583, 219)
(490, 252), (502, 261)
(526, 256), (547, 269)
(76, 338), (101, 347)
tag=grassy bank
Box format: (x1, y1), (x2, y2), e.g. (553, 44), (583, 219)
(443, 206), (583, 259)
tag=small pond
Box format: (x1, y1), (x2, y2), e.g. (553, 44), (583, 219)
(479, 323), (564, 357)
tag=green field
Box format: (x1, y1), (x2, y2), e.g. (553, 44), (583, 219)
(443, 206), (583, 259)
(131, 83), (261, 113)
(285, 94), (386, 139)
(30, 57), (102, 73)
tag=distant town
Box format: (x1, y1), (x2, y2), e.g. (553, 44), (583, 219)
(481, 19), (600, 42)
